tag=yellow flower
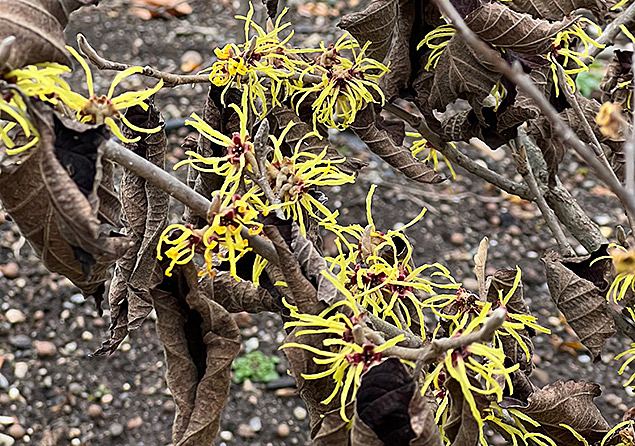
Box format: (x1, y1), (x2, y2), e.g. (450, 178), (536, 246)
(53, 46), (163, 143)
(293, 34), (389, 131)
(547, 20), (604, 97)
(615, 342), (635, 388)
(0, 87), (39, 155)
(407, 131), (457, 179)
(594, 244), (635, 302)
(5, 62), (71, 103)
(176, 89), (256, 199)
(281, 294), (405, 421)
(156, 224), (202, 277)
(423, 306), (519, 445)
(417, 23), (456, 71)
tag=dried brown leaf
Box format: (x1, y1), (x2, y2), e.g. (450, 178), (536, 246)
(409, 389), (443, 446)
(94, 102), (168, 355)
(282, 328), (338, 437)
(268, 105), (366, 176)
(0, 105), (129, 304)
(339, 0), (397, 63)
(152, 263), (241, 446)
(503, 380), (610, 444)
(0, 0), (97, 73)
(314, 403), (355, 446)
(352, 105), (445, 183)
(507, 0), (606, 20)
(381, 0), (415, 101)
(541, 249), (616, 359)
(428, 35), (502, 126)
(486, 268), (535, 373)
(351, 417), (384, 446)
(465, 2), (575, 55)
(444, 376), (489, 446)
(600, 50), (633, 109)
(199, 270), (277, 313)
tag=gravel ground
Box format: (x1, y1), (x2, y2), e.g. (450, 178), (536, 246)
(0, 0), (633, 445)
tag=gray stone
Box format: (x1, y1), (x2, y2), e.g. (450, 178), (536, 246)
(249, 417), (262, 432)
(110, 423), (124, 437)
(5, 310), (25, 324)
(9, 335), (31, 349)
(293, 406), (307, 421)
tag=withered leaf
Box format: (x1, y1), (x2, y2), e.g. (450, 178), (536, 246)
(351, 417), (384, 446)
(444, 376), (489, 446)
(268, 105), (366, 176)
(263, 224), (322, 314)
(314, 403), (355, 446)
(486, 268), (535, 373)
(352, 105), (445, 183)
(282, 328), (338, 437)
(0, 104), (129, 304)
(600, 50), (633, 109)
(507, 0), (606, 20)
(152, 263), (241, 446)
(355, 358), (416, 445)
(428, 35), (502, 126)
(409, 387), (443, 446)
(0, 0), (97, 73)
(339, 0), (397, 63)
(502, 380), (610, 444)
(465, 2), (574, 55)
(199, 270), (277, 313)
(380, 0), (414, 101)
(95, 101), (168, 355)
(541, 249), (616, 359)
(262, 0), (278, 19)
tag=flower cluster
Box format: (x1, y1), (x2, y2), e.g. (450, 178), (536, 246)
(407, 131), (457, 179)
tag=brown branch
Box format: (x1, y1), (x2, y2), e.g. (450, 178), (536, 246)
(433, 0), (635, 232)
(77, 34), (323, 87)
(510, 136), (575, 256)
(381, 307), (507, 362)
(587, 0), (635, 60)
(102, 139), (280, 264)
(384, 103), (531, 199)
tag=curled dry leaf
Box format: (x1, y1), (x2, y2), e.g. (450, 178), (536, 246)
(339, 0), (398, 63)
(313, 403), (355, 446)
(541, 249), (616, 360)
(0, 104), (130, 307)
(95, 101), (168, 356)
(380, 0), (414, 101)
(486, 268), (535, 374)
(353, 358), (442, 446)
(352, 105), (445, 183)
(444, 376), (489, 446)
(465, 2), (575, 55)
(282, 328), (339, 437)
(427, 35), (502, 126)
(268, 105), (366, 176)
(502, 380), (610, 444)
(198, 269), (277, 313)
(507, 0), (607, 20)
(152, 262), (241, 446)
(0, 0), (98, 73)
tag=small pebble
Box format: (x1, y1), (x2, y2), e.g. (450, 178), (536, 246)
(180, 50), (203, 72)
(578, 354), (591, 363)
(101, 394), (113, 404)
(274, 388), (296, 397)
(249, 417), (262, 432)
(81, 331), (93, 341)
(68, 428), (81, 438)
(5, 309), (25, 324)
(237, 424), (255, 438)
(8, 335), (31, 349)
(34, 341), (56, 358)
(547, 316), (561, 327)
(293, 406), (307, 421)
(233, 312), (252, 328)
(162, 400), (175, 413)
(70, 439), (81, 446)
(606, 393), (623, 407)
(69, 294), (84, 304)
(6, 425), (25, 440)
(1, 263), (19, 279)
(13, 362), (28, 380)
(277, 423), (290, 438)
(87, 404), (102, 419)
(127, 416), (143, 430)
(0, 433), (14, 446)
(450, 232), (465, 245)
(110, 423), (124, 437)
(244, 337), (259, 352)
(0, 374), (7, 389)
(33, 310), (44, 321)
(8, 388), (20, 400)
(219, 431), (233, 441)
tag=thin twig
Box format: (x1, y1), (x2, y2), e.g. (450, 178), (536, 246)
(554, 62), (606, 160)
(384, 102), (531, 199)
(381, 308), (507, 362)
(587, 0), (635, 60)
(510, 137), (575, 256)
(77, 34), (323, 87)
(363, 310), (423, 348)
(433, 0), (635, 234)
(627, 63), (635, 198)
(102, 139), (281, 264)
